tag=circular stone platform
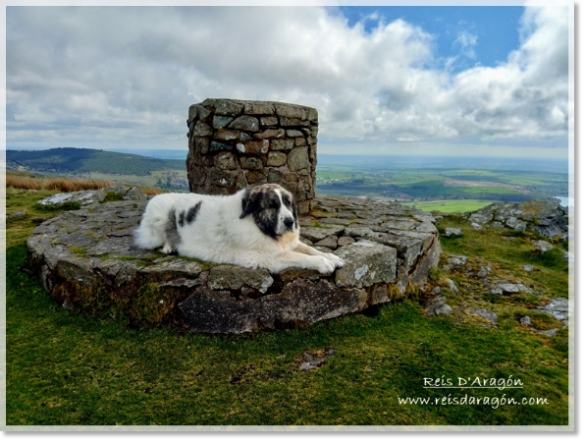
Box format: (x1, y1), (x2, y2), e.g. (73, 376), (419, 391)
(27, 189), (442, 333)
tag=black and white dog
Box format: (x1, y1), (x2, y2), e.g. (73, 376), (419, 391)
(134, 183), (344, 274)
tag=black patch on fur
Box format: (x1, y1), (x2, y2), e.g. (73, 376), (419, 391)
(164, 210), (182, 252)
(185, 201), (202, 224)
(178, 211), (186, 227)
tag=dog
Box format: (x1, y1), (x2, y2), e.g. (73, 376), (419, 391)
(134, 183), (345, 274)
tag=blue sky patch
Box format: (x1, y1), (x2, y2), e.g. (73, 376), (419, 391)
(337, 6), (524, 73)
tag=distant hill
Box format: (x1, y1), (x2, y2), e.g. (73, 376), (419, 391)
(6, 147), (185, 176)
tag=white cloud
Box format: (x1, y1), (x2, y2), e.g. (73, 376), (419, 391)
(5, 5), (569, 155)
(453, 30), (478, 59)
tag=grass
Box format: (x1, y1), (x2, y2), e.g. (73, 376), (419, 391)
(4, 187), (570, 426)
(435, 214), (568, 300)
(5, 171), (164, 197)
(401, 200), (497, 213)
(6, 172), (113, 192)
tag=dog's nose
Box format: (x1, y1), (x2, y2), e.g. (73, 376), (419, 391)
(284, 217), (295, 229)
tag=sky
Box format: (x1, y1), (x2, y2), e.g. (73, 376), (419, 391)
(3, 1), (572, 159)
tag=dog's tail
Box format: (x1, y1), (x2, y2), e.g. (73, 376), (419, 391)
(134, 202), (169, 250)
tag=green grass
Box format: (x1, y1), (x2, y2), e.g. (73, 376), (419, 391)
(401, 200), (498, 213)
(5, 187), (570, 426)
(436, 214), (568, 300)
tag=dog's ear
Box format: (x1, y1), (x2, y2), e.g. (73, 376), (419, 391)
(240, 188), (261, 219)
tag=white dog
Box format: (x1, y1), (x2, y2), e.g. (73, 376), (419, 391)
(134, 183), (344, 274)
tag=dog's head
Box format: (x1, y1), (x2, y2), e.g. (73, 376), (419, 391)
(240, 184), (299, 239)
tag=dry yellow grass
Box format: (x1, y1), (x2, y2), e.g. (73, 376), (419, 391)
(5, 172), (164, 195)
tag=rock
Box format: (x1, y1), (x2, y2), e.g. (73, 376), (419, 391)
(320, 217), (355, 226)
(299, 349), (335, 371)
(333, 240), (397, 288)
(287, 146), (310, 172)
(477, 266), (489, 277)
(37, 185), (145, 208)
(444, 227), (462, 237)
(315, 235), (338, 249)
(537, 298), (570, 321)
(212, 115), (233, 129)
(487, 281), (532, 295)
(448, 255), (467, 266)
(267, 151), (287, 167)
(7, 210), (26, 220)
(301, 225), (345, 242)
(533, 240), (554, 253)
(208, 265), (274, 294)
(505, 217), (527, 231)
(470, 222), (483, 230)
(179, 279), (368, 333)
(337, 236), (355, 247)
(468, 308), (498, 325)
(537, 329), (558, 337)
(446, 278), (459, 294)
(523, 265), (534, 272)
(520, 316), (531, 325)
(425, 295), (453, 316)
(488, 286), (503, 295)
(38, 189), (105, 207)
(465, 201), (568, 240)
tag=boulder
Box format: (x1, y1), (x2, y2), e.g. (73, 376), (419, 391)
(333, 240), (397, 288)
(464, 201), (568, 240)
(533, 240), (554, 254)
(468, 308), (498, 326)
(444, 227), (462, 237)
(425, 295), (453, 316)
(537, 298), (570, 321)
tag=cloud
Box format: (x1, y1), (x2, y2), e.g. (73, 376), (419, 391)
(453, 30), (478, 59)
(5, 5), (569, 154)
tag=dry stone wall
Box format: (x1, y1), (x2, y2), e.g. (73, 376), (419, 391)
(186, 99), (318, 214)
(26, 187), (442, 334)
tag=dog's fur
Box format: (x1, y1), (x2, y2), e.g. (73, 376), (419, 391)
(134, 184), (344, 274)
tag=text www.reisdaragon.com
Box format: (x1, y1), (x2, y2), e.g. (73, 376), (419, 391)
(397, 395), (550, 409)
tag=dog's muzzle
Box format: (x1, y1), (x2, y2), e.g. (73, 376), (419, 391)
(284, 217), (295, 231)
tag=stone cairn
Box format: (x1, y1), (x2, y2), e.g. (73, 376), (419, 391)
(186, 99), (318, 214)
(27, 187), (442, 334)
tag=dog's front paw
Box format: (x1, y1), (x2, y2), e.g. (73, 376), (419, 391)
(312, 256), (336, 274)
(325, 253), (345, 268)
(161, 242), (174, 254)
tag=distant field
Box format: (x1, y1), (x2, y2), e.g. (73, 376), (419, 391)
(400, 199), (497, 213)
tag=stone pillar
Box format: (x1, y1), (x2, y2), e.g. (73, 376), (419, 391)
(186, 99), (318, 215)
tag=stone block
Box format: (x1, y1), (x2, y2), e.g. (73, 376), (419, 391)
(333, 240), (397, 288)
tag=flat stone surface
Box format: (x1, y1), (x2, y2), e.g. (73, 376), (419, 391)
(333, 240), (397, 288)
(27, 192), (441, 333)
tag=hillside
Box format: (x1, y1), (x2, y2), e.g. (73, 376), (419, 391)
(6, 147), (185, 176)
(5, 186), (569, 425)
